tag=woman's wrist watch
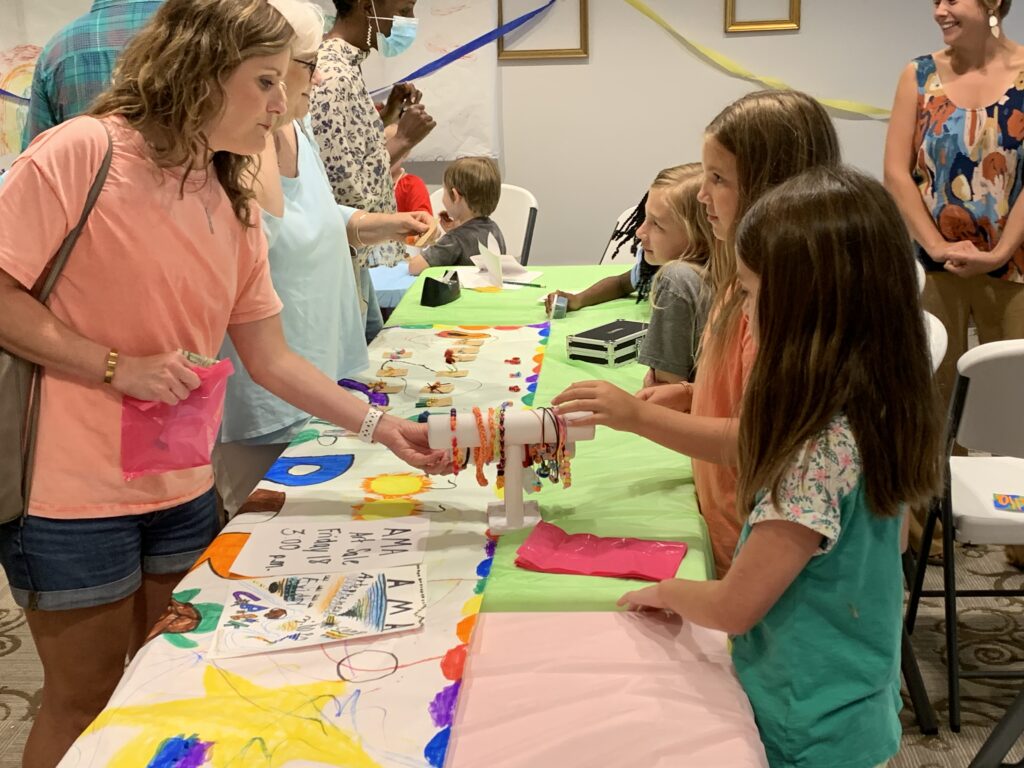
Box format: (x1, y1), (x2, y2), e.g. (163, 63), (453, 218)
(358, 408), (384, 443)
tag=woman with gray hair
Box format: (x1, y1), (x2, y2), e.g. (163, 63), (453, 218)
(216, 0), (433, 514)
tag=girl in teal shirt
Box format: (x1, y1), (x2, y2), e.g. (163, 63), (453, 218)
(619, 166), (944, 768)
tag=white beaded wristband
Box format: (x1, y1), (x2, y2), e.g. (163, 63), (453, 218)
(358, 408), (384, 443)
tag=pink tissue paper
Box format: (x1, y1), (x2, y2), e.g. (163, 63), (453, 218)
(514, 520), (687, 581)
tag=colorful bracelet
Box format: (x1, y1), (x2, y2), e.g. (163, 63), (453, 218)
(450, 408), (461, 476)
(472, 406), (489, 487)
(495, 403), (507, 490)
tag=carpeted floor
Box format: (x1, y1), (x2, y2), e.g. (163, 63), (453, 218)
(1, 546), (1022, 767)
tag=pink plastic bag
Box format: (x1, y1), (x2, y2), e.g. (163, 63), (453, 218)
(121, 358), (234, 480)
(515, 520), (687, 582)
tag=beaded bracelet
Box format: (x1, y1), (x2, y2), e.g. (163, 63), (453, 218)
(472, 406), (489, 487)
(556, 411), (572, 488)
(450, 408), (461, 476)
(495, 403), (508, 490)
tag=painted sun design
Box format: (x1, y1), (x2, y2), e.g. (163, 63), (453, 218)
(353, 498), (424, 520)
(360, 473), (433, 499)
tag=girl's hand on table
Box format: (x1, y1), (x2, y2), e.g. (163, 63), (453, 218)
(635, 381), (693, 413)
(544, 290), (581, 313)
(618, 583), (671, 611)
(552, 380), (640, 430)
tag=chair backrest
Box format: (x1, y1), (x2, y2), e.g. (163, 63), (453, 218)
(952, 339), (1024, 458)
(599, 206), (639, 265)
(427, 183), (539, 265)
(923, 311), (947, 374)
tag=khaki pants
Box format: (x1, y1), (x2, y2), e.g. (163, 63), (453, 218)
(212, 442), (288, 518)
(919, 273), (1024, 564)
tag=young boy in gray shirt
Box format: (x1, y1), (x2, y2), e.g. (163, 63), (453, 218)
(407, 157), (507, 274)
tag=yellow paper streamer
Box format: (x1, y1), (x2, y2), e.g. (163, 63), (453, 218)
(623, 0), (891, 122)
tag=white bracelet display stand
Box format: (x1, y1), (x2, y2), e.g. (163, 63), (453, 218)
(427, 410), (596, 532)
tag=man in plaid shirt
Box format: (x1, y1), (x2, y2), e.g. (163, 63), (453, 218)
(21, 0), (163, 149)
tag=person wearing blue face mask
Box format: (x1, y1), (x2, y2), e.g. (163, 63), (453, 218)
(310, 0), (436, 343)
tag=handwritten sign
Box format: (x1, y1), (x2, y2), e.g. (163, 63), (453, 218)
(212, 565), (426, 658)
(994, 494), (1024, 512)
(232, 517), (430, 577)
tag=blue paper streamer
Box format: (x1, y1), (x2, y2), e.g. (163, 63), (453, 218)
(369, 0), (557, 97)
(0, 87), (30, 107)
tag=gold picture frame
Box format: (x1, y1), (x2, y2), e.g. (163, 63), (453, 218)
(725, 0), (800, 32)
(498, 0), (589, 60)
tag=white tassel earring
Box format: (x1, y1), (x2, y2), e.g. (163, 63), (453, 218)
(990, 11), (1001, 39)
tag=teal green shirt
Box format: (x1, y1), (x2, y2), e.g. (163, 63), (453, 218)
(731, 415), (902, 768)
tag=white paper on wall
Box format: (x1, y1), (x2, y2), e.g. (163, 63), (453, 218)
(319, 0), (499, 161)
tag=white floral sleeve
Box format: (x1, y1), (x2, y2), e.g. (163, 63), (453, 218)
(748, 414), (862, 555)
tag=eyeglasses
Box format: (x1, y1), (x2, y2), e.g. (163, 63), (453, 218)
(293, 56), (317, 77)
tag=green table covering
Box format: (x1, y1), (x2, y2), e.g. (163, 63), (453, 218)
(386, 265), (712, 612)
(388, 265), (623, 326)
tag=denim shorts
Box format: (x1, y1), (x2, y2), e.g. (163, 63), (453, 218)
(0, 488), (219, 611)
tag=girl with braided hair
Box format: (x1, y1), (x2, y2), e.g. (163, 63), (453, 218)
(545, 164), (711, 313)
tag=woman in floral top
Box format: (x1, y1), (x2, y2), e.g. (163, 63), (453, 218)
(310, 0), (435, 339)
(884, 0), (1024, 567)
(618, 167), (943, 768)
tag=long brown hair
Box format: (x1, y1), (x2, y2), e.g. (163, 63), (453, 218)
(701, 89), (841, 370)
(91, 0), (294, 226)
(735, 166), (943, 519)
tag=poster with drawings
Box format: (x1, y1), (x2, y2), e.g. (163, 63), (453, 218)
(212, 565), (426, 658)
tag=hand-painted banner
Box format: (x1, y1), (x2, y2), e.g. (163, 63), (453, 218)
(622, 0), (891, 122)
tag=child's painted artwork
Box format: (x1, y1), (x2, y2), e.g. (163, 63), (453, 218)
(212, 567), (426, 658)
(231, 516), (430, 577)
(0, 45), (38, 172)
(58, 325), (548, 768)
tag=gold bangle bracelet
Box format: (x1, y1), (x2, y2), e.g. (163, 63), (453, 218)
(103, 349), (119, 385)
(352, 211), (368, 248)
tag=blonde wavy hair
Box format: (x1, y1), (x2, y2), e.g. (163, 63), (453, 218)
(91, 0), (295, 226)
(646, 163), (715, 312)
(649, 163), (714, 270)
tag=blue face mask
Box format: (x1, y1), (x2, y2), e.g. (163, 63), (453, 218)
(372, 15), (418, 57)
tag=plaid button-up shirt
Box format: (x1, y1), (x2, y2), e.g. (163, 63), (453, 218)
(21, 0), (163, 149)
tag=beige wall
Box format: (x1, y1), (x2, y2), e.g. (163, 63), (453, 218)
(411, 1), (1024, 265)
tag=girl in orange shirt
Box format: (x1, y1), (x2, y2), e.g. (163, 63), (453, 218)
(554, 90), (841, 576)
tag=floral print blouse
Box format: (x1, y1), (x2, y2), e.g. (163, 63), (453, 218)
(912, 53), (1024, 282)
(746, 414), (861, 555)
(309, 37), (402, 267)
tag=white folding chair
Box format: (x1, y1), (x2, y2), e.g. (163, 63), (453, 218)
(428, 183), (539, 265)
(906, 339), (1024, 733)
(924, 311), (948, 370)
(599, 206), (639, 265)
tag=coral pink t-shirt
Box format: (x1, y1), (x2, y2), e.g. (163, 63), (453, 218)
(690, 311), (757, 577)
(0, 116), (283, 519)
